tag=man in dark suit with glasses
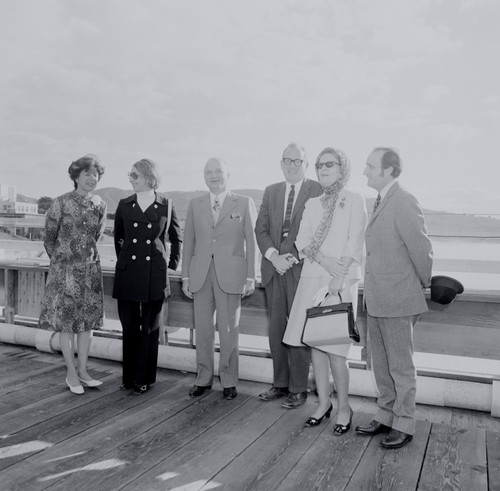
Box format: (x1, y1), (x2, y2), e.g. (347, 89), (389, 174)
(255, 143), (322, 408)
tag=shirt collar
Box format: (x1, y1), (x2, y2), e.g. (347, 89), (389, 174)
(286, 178), (304, 195)
(210, 190), (228, 205)
(379, 179), (397, 200)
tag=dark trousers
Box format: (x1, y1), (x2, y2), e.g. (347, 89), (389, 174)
(265, 271), (311, 393)
(117, 299), (164, 387)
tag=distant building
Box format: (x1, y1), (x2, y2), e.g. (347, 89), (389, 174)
(0, 184), (39, 216)
(0, 184), (16, 202)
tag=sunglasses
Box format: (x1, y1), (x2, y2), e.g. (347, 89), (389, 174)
(128, 172), (144, 180)
(315, 161), (340, 170)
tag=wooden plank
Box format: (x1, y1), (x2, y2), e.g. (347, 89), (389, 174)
(345, 419), (431, 491)
(414, 322), (500, 360)
(204, 398), (330, 490)
(272, 412), (373, 491)
(53, 390), (252, 490)
(4, 268), (18, 323)
(0, 377), (171, 472)
(0, 367), (108, 416)
(418, 423), (487, 490)
(0, 374), (195, 490)
(0, 373), (119, 436)
(167, 299), (270, 337)
(0, 364), (62, 394)
(487, 431), (500, 490)
(210, 408), (366, 491)
(17, 270), (46, 318)
(120, 396), (291, 490)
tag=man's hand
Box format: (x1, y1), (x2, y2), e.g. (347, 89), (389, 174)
(182, 279), (193, 299)
(242, 279), (255, 297)
(321, 257), (349, 279)
(271, 252), (296, 275)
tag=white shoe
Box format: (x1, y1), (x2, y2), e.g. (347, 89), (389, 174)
(78, 377), (103, 388)
(65, 377), (84, 395)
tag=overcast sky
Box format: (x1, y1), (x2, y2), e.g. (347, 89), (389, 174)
(1, 0), (499, 214)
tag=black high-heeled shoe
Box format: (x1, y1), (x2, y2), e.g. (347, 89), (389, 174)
(333, 408), (353, 436)
(305, 403), (333, 427)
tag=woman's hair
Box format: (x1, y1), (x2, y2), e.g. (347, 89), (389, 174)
(68, 154), (105, 189)
(132, 158), (161, 190)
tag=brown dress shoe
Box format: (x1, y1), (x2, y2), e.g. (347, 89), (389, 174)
(355, 420), (391, 435)
(280, 391), (307, 409)
(258, 386), (289, 401)
(380, 429), (413, 449)
(189, 385), (212, 397)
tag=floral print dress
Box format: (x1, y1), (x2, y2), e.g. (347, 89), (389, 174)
(39, 191), (107, 333)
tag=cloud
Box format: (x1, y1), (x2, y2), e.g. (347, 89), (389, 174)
(428, 123), (480, 141)
(422, 85), (450, 102)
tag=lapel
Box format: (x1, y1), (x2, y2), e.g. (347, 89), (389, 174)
(128, 195), (149, 223)
(291, 179), (312, 222)
(275, 182), (286, 222)
(199, 193), (214, 226)
(217, 192), (237, 224)
(369, 181), (399, 225)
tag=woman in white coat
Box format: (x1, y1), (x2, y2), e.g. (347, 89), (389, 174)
(283, 147), (367, 434)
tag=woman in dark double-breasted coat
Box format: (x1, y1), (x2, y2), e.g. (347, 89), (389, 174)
(113, 158), (181, 394)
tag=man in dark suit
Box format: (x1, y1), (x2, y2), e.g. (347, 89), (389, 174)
(255, 142), (322, 408)
(182, 157), (257, 400)
(355, 147), (433, 449)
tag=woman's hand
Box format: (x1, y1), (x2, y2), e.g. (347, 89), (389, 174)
(320, 257), (349, 278)
(328, 276), (344, 296)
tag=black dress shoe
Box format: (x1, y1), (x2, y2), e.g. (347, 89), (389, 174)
(305, 403), (333, 427)
(355, 420), (391, 435)
(280, 391), (307, 409)
(259, 386), (289, 401)
(380, 429), (413, 449)
(333, 408), (353, 436)
(120, 383), (133, 391)
(189, 385), (212, 397)
(132, 384), (150, 395)
(223, 387), (237, 400)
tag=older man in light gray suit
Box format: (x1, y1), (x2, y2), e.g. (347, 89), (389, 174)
(182, 157), (257, 400)
(355, 147), (433, 449)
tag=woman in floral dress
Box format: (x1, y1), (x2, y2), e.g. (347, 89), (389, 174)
(39, 154), (107, 394)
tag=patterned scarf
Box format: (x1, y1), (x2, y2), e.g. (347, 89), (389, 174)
(306, 148), (351, 262)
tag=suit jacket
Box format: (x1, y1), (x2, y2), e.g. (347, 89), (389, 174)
(364, 181), (433, 317)
(112, 194), (181, 302)
(255, 178), (323, 287)
(181, 191), (257, 294)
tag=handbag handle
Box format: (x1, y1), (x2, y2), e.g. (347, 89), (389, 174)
(318, 292), (343, 306)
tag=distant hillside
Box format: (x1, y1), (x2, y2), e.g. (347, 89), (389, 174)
(16, 193), (38, 204)
(18, 189), (500, 238)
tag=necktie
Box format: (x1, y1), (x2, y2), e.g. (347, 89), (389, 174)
(373, 194), (381, 213)
(213, 196), (221, 222)
(281, 184), (295, 240)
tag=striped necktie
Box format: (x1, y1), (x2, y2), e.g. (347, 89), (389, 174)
(213, 196), (221, 222)
(281, 184), (295, 240)
(373, 193), (381, 213)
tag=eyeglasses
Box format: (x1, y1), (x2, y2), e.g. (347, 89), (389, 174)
(315, 161), (340, 170)
(128, 172), (144, 180)
(282, 158), (303, 167)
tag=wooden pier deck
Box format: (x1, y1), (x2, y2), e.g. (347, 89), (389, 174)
(1, 343), (500, 491)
